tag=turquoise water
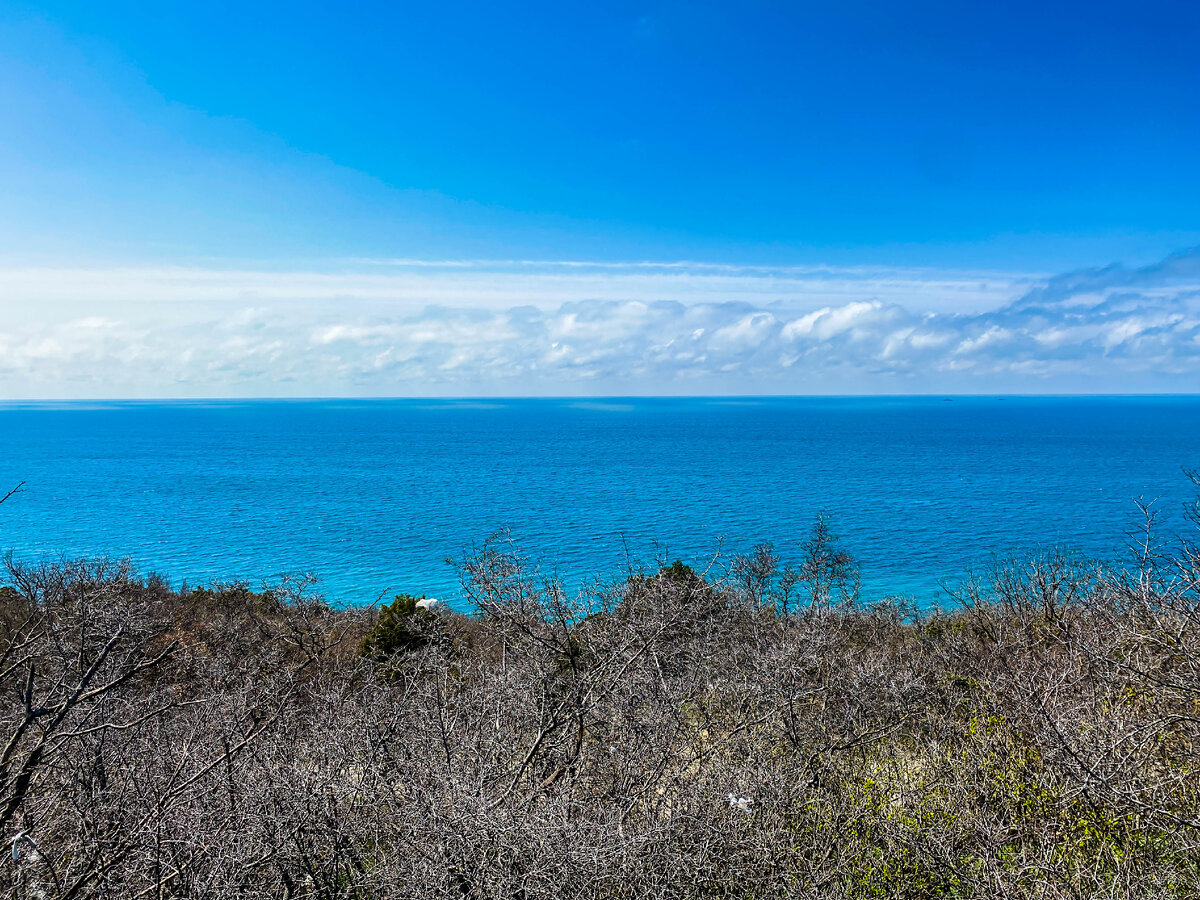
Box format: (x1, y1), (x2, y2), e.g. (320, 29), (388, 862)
(1, 396), (1197, 608)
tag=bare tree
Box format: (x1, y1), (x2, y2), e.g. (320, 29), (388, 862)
(1, 484), (1200, 897)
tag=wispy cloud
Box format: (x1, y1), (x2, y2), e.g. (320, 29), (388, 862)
(1, 253), (1197, 397)
(0, 259), (1031, 312)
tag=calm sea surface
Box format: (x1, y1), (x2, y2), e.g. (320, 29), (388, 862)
(2, 397), (1198, 608)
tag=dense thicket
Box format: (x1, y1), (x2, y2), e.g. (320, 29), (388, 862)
(3, 488), (1200, 898)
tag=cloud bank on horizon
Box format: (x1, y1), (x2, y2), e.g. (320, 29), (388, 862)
(2, 249), (1198, 398)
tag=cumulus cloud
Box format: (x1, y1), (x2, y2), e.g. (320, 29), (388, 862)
(1, 252), (1198, 397)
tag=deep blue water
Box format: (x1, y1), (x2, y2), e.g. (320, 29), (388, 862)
(1, 397), (1198, 609)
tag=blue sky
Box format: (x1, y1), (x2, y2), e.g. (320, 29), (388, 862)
(1, 1), (1198, 395)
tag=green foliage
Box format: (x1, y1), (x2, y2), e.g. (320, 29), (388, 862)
(361, 592), (432, 660)
(658, 559), (700, 585)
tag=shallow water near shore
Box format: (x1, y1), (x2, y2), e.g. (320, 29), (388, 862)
(2, 396), (1198, 609)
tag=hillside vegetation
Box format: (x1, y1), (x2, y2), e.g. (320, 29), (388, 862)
(3, 488), (1200, 898)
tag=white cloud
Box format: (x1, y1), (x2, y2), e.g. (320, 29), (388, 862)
(782, 300), (894, 342)
(1, 251), (1199, 397)
(0, 259), (1033, 313)
(709, 312), (778, 354)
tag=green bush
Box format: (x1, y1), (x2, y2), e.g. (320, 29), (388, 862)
(361, 592), (433, 659)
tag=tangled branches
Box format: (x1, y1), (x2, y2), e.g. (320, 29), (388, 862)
(2, 512), (1200, 898)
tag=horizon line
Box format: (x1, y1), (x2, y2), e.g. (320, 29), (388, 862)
(4, 391), (1200, 405)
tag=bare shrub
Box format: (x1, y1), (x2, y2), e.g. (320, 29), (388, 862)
(2, 502), (1200, 898)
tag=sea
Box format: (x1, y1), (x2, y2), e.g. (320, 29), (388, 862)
(2, 396), (1198, 610)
